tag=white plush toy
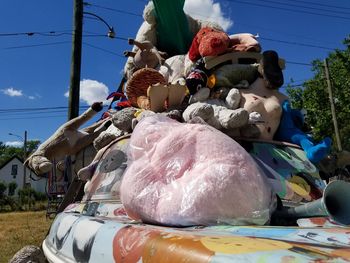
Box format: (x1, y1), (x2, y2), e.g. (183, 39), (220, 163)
(183, 86), (262, 138)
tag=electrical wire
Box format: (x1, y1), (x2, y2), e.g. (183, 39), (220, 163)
(83, 42), (125, 57)
(225, 0), (350, 21)
(284, 0), (350, 11)
(3, 41), (71, 50)
(0, 30), (72, 37)
(256, 0), (350, 16)
(259, 37), (334, 51)
(84, 2), (142, 17)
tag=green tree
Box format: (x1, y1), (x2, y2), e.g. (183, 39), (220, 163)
(286, 36), (350, 151)
(0, 181), (7, 198)
(0, 140), (40, 166)
(8, 182), (17, 196)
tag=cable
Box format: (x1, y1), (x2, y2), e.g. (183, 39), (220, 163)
(0, 106), (89, 112)
(83, 42), (125, 57)
(225, 0), (350, 21)
(3, 41), (71, 50)
(286, 61), (312, 66)
(258, 0), (350, 16)
(285, 0), (350, 11)
(84, 2), (142, 17)
(0, 30), (72, 37)
(0, 115), (67, 120)
(259, 37), (334, 51)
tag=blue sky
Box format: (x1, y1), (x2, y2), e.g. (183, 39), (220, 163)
(1, 0), (349, 147)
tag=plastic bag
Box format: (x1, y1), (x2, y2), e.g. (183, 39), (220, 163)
(120, 115), (275, 226)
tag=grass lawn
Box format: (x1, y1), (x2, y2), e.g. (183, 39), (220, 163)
(0, 210), (53, 263)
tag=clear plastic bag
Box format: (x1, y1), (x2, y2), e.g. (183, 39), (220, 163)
(120, 115), (276, 226)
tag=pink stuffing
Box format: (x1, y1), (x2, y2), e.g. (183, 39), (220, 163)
(120, 115), (275, 226)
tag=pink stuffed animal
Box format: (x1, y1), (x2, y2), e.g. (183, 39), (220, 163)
(120, 115), (275, 226)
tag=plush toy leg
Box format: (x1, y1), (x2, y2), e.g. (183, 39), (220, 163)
(225, 88), (241, 109)
(168, 83), (187, 107)
(293, 134), (332, 163)
(147, 83), (169, 112)
(259, 50), (284, 89)
(26, 155), (53, 175)
(183, 102), (214, 123)
(216, 107), (249, 129)
(136, 96), (151, 110)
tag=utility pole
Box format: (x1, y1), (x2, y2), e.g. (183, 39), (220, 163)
(68, 0), (83, 120)
(324, 58), (342, 152)
(23, 130), (27, 188)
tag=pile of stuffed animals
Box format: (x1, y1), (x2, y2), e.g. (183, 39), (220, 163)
(26, 0), (331, 176)
(116, 0), (331, 164)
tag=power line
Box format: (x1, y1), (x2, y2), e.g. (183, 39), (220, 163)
(84, 2), (142, 17)
(225, 0), (350, 21)
(286, 61), (312, 66)
(260, 37), (334, 51)
(0, 115), (67, 121)
(0, 106), (89, 112)
(259, 0), (350, 16)
(0, 30), (72, 37)
(3, 41), (71, 50)
(83, 42), (125, 57)
(285, 0), (350, 11)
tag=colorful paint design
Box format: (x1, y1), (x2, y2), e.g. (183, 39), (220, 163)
(44, 209), (350, 262)
(44, 139), (349, 262)
(247, 141), (325, 202)
(83, 137), (129, 202)
(81, 137), (326, 206)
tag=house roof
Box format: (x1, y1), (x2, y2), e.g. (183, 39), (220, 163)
(0, 155), (23, 170)
(0, 155), (38, 176)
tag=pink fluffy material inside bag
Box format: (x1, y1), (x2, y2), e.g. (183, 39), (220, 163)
(120, 115), (275, 226)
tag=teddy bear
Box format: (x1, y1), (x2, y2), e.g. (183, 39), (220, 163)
(185, 27), (262, 96)
(123, 0), (223, 80)
(25, 102), (112, 175)
(183, 86), (263, 138)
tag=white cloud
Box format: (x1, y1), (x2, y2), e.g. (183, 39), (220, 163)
(184, 0), (233, 31)
(64, 79), (110, 105)
(28, 96), (35, 100)
(5, 141), (23, 148)
(1, 87), (23, 97)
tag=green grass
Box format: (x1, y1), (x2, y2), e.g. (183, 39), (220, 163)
(0, 210), (53, 262)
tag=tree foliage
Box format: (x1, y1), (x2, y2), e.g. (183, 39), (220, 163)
(0, 140), (40, 167)
(286, 36), (350, 152)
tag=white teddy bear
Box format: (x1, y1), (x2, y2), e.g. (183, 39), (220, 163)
(183, 87), (263, 138)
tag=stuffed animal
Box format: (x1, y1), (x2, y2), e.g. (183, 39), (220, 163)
(123, 0), (223, 80)
(274, 100), (332, 163)
(25, 102), (111, 175)
(124, 38), (168, 74)
(187, 27), (233, 63)
(126, 68), (187, 113)
(185, 28), (261, 95)
(183, 87), (262, 137)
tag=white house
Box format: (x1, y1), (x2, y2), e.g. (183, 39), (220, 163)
(0, 156), (47, 195)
